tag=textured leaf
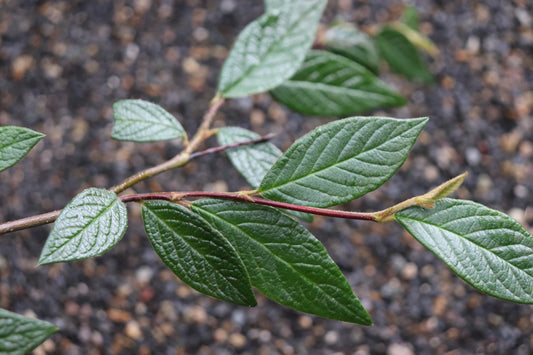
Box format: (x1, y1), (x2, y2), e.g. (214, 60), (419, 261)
(217, 127), (312, 221)
(38, 188), (127, 265)
(192, 199), (372, 324)
(111, 99), (185, 142)
(218, 127), (282, 188)
(142, 201), (256, 306)
(0, 126), (44, 172)
(324, 22), (380, 73)
(375, 27), (433, 83)
(270, 51), (405, 117)
(259, 116), (428, 208)
(396, 198), (533, 303)
(0, 308), (58, 355)
(217, 0), (327, 97)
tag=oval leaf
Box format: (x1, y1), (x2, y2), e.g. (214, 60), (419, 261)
(111, 99), (185, 142)
(375, 27), (433, 83)
(0, 308), (58, 355)
(217, 0), (327, 97)
(0, 126), (44, 172)
(38, 188), (128, 265)
(142, 201), (256, 306)
(324, 22), (380, 73)
(396, 198), (533, 303)
(270, 50), (405, 117)
(259, 116), (428, 208)
(192, 199), (372, 324)
(217, 127), (313, 222)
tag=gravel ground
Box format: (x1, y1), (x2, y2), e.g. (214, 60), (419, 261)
(1, 0), (532, 354)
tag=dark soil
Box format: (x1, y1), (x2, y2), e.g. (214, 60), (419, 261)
(1, 0), (532, 354)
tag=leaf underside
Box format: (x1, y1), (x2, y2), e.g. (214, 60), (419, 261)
(217, 0), (327, 97)
(396, 198), (533, 303)
(192, 199), (372, 324)
(38, 188), (128, 265)
(270, 50), (405, 117)
(259, 116), (428, 208)
(0, 126), (44, 173)
(217, 127), (312, 222)
(111, 99), (185, 142)
(0, 308), (58, 355)
(142, 200), (256, 306)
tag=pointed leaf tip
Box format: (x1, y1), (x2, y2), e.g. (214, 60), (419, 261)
(259, 116), (428, 208)
(193, 199), (372, 324)
(38, 188), (127, 265)
(397, 198), (533, 304)
(0, 126), (44, 172)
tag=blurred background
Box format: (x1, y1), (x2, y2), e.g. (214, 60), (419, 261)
(0, 0), (532, 354)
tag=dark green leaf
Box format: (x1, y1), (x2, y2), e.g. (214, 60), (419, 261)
(401, 6), (420, 30)
(217, 127), (313, 221)
(270, 50), (405, 117)
(324, 22), (380, 73)
(375, 27), (433, 83)
(0, 308), (58, 355)
(142, 201), (256, 306)
(0, 126), (44, 172)
(259, 116), (428, 208)
(217, 0), (327, 97)
(38, 188), (128, 265)
(111, 99), (185, 142)
(396, 198), (533, 303)
(192, 199), (372, 324)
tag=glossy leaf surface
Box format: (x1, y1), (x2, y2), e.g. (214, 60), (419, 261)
(0, 308), (58, 355)
(396, 198), (533, 303)
(217, 0), (327, 97)
(259, 116), (428, 207)
(0, 126), (44, 172)
(270, 50), (405, 117)
(192, 199), (372, 324)
(38, 188), (127, 265)
(324, 22), (380, 73)
(111, 99), (185, 142)
(375, 27), (433, 83)
(142, 201), (256, 306)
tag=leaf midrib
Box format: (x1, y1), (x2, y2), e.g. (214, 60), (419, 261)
(194, 204), (367, 321)
(398, 213), (533, 295)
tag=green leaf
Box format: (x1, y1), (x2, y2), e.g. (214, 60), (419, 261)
(401, 6), (420, 30)
(270, 50), (405, 117)
(111, 99), (185, 142)
(396, 198), (533, 303)
(217, 127), (313, 221)
(192, 199), (372, 324)
(375, 27), (433, 83)
(38, 188), (127, 265)
(142, 201), (256, 306)
(259, 116), (428, 208)
(217, 0), (327, 97)
(0, 308), (58, 355)
(324, 21), (380, 73)
(0, 126), (44, 172)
